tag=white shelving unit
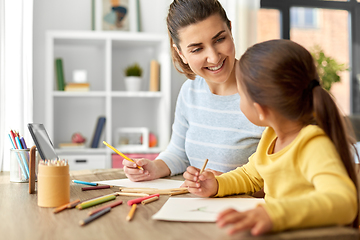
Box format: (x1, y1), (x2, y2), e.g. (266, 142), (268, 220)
(45, 31), (171, 170)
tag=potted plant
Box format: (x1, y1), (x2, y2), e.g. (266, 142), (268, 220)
(311, 45), (348, 91)
(124, 63), (143, 91)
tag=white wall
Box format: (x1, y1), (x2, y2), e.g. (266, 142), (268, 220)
(33, 0), (185, 128)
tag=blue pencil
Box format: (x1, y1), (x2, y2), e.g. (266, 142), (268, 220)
(79, 207), (111, 226)
(15, 136), (30, 178)
(72, 180), (98, 186)
(8, 134), (28, 179)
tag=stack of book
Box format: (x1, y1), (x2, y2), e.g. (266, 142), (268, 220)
(64, 83), (90, 92)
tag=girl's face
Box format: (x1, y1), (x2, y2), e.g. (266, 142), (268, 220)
(175, 14), (235, 85)
(236, 64), (262, 126)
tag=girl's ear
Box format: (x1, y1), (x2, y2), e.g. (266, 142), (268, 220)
(173, 44), (188, 64)
(253, 102), (267, 122)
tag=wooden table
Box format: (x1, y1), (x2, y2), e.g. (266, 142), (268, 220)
(0, 169), (358, 240)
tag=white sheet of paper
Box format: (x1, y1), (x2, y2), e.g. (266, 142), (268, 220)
(152, 197), (265, 222)
(93, 178), (184, 189)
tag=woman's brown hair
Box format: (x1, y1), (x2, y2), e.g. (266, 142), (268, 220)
(166, 0), (231, 80)
(238, 39), (359, 227)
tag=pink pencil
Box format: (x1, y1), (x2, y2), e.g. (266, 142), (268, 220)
(127, 193), (160, 206)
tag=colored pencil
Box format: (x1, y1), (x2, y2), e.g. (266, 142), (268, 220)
(53, 199), (81, 213)
(199, 158), (208, 175)
(141, 196), (159, 205)
(103, 141), (143, 170)
(82, 185), (111, 191)
(10, 130), (18, 149)
(79, 207), (111, 226)
(120, 187), (188, 195)
(8, 134), (28, 179)
(126, 204), (137, 221)
(115, 192), (149, 197)
(88, 199), (123, 216)
(76, 195), (116, 210)
(169, 189), (189, 196)
(127, 193), (160, 206)
(15, 136), (30, 177)
(73, 180), (98, 186)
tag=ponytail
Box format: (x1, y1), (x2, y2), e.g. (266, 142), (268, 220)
(313, 86), (359, 227)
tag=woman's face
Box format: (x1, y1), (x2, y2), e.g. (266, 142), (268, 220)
(175, 14), (235, 84)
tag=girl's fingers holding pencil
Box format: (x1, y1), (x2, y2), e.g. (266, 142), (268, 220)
(185, 171), (218, 197)
(185, 166), (200, 176)
(183, 168), (199, 182)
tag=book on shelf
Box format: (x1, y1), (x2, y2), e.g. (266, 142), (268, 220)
(58, 142), (86, 149)
(64, 82), (90, 92)
(149, 60), (160, 91)
(90, 116), (106, 148)
(55, 58), (66, 91)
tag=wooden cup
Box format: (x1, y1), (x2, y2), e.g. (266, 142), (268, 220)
(37, 164), (70, 207)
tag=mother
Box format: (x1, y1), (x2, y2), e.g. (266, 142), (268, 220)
(123, 0), (263, 181)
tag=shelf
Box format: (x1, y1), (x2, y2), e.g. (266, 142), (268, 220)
(46, 31), (171, 169)
(111, 91), (162, 98)
(53, 91), (107, 97)
(55, 147), (161, 155)
(56, 148), (107, 155)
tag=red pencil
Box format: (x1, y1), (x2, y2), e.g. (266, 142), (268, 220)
(10, 130), (18, 149)
(81, 185), (111, 191)
(127, 193), (160, 206)
(88, 199), (123, 216)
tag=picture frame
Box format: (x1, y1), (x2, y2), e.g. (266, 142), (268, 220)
(115, 127), (149, 151)
(94, 0), (139, 32)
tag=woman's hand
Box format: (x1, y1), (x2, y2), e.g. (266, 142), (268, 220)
(217, 205), (272, 236)
(123, 158), (170, 182)
(182, 166), (218, 197)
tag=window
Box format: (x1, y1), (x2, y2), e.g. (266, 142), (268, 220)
(260, 0), (360, 114)
(291, 7), (318, 29)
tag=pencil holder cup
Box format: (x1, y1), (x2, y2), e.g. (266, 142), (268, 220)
(37, 164), (70, 207)
(10, 149), (39, 183)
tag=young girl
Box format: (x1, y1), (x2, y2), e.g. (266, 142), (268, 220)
(183, 39), (359, 236)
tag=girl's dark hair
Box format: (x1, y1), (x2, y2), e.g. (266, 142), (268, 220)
(239, 39), (359, 227)
(166, 0), (231, 80)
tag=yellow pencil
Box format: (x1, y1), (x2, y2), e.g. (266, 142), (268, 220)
(103, 141), (143, 170)
(126, 203), (137, 221)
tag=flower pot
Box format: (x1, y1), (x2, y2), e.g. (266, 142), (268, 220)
(124, 76), (142, 91)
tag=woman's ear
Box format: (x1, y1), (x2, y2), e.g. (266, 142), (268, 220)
(173, 44), (188, 64)
(253, 102), (266, 122)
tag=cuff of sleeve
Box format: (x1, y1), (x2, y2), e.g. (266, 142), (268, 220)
(261, 203), (286, 232)
(156, 153), (187, 176)
(214, 175), (228, 197)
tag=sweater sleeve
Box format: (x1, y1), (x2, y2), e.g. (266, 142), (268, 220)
(215, 153), (264, 197)
(156, 84), (190, 176)
(263, 136), (358, 232)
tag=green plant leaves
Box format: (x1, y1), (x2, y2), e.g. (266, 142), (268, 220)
(311, 45), (348, 91)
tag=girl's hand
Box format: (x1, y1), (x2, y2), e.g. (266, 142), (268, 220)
(182, 166), (218, 197)
(123, 158), (170, 182)
(217, 205), (272, 236)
